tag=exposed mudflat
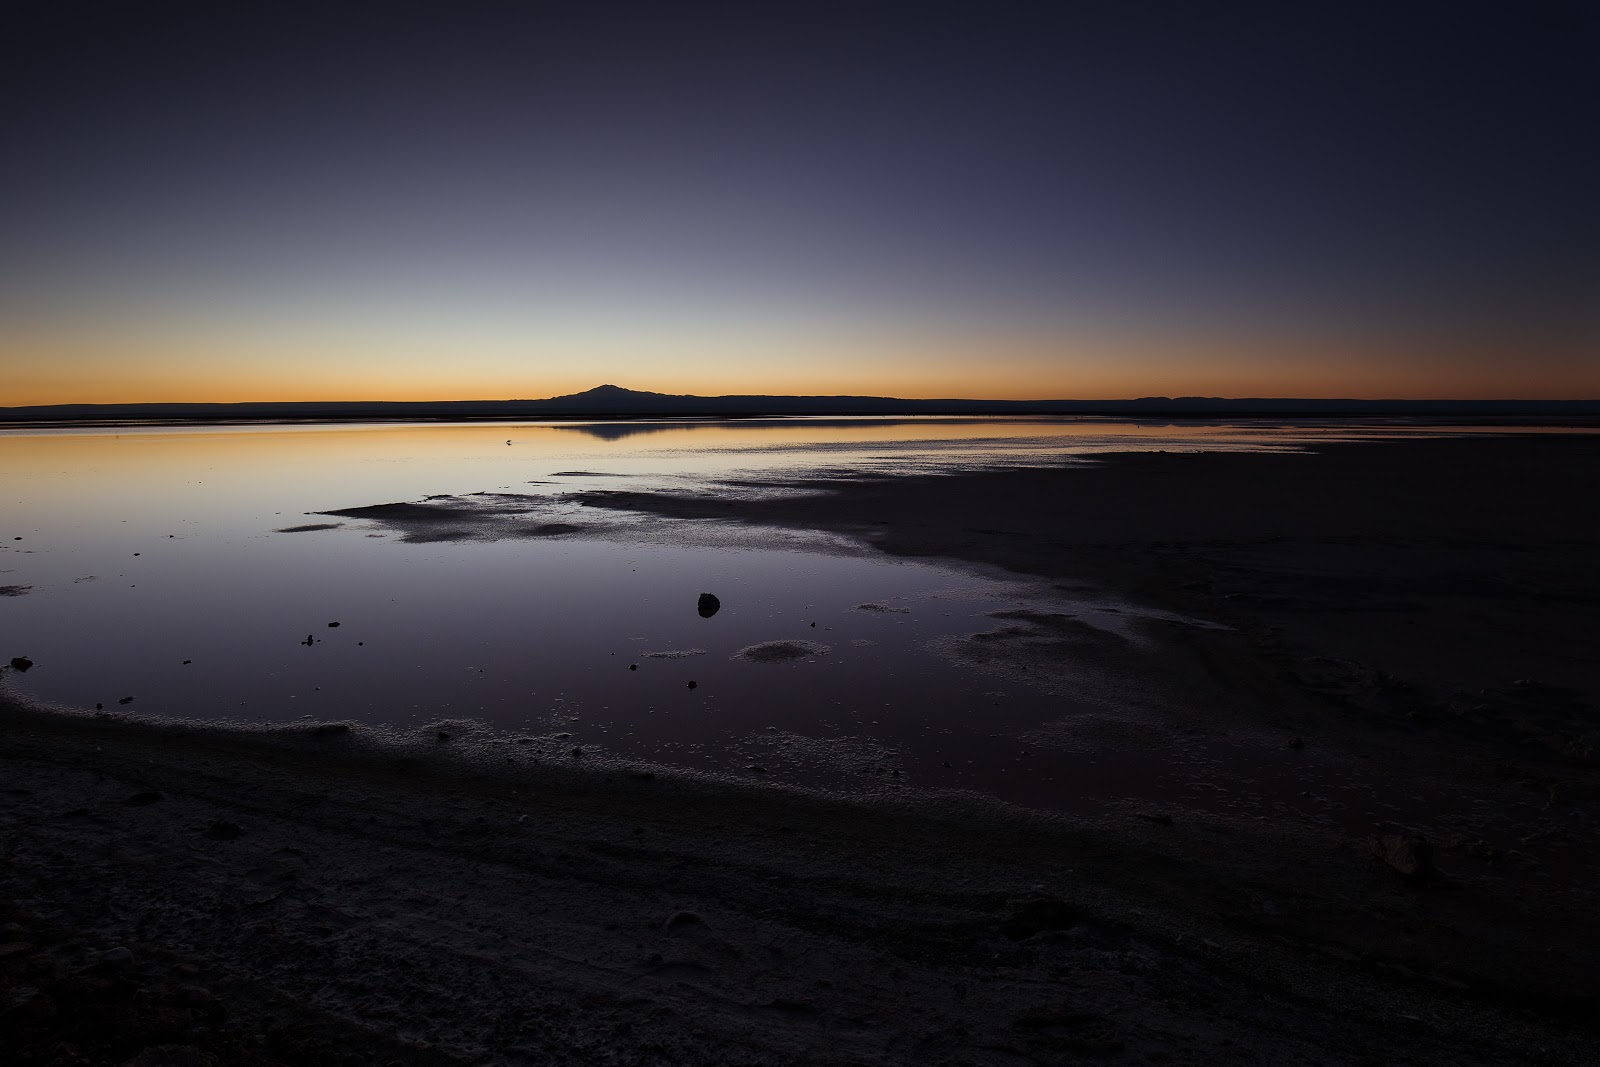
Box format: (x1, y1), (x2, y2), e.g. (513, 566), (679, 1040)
(4, 432), (1599, 1065)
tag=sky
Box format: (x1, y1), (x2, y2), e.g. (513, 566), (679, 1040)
(2, 1), (1596, 404)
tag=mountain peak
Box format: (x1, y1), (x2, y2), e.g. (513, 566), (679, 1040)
(563, 384), (662, 399)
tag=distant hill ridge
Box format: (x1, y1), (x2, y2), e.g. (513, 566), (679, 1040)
(2, 384), (1597, 422)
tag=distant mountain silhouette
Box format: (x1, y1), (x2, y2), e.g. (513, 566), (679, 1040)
(1, 385), (1596, 423)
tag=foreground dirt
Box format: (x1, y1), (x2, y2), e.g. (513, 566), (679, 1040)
(5, 431), (1599, 1065)
(2, 702), (1597, 1067)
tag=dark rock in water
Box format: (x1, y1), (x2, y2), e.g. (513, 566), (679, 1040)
(118, 696), (134, 705)
(570, 746), (584, 758)
(302, 634), (314, 646)
(687, 680), (698, 690)
(204, 820), (242, 841)
(1289, 735), (1305, 750)
(125, 791), (163, 806)
(182, 659), (191, 665)
(327, 621), (340, 628)
(1370, 833), (1435, 879)
(747, 765), (767, 773)
(697, 593), (720, 618)
(437, 730), (452, 742)
(9, 656), (32, 672)
(1000, 896), (1079, 940)
(95, 703), (104, 711)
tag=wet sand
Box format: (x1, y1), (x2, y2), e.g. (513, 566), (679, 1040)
(4, 432), (1598, 1064)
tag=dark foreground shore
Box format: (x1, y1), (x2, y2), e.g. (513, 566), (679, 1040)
(4, 432), (1598, 1065)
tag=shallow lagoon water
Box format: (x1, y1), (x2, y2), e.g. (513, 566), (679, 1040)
(0, 415), (1532, 808)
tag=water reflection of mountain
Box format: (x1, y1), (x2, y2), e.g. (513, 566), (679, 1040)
(546, 418), (997, 441)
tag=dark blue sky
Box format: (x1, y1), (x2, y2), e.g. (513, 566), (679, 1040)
(3, 1), (1595, 400)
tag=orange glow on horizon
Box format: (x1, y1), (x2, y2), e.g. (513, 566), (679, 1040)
(1, 332), (1595, 406)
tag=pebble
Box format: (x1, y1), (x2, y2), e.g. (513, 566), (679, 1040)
(99, 946), (134, 968)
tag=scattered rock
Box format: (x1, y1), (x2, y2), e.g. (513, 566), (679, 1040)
(664, 910), (706, 932)
(118, 696), (135, 705)
(628, 663), (638, 671)
(747, 765), (767, 773)
(570, 747), (584, 758)
(327, 621), (340, 628)
(437, 731), (452, 742)
(697, 593), (721, 618)
(1000, 896), (1079, 940)
(301, 634), (314, 646)
(182, 659), (192, 665)
(1369, 833), (1435, 880)
(98, 946), (135, 968)
(125, 791), (164, 806)
(9, 655), (33, 672)
(687, 680), (698, 689)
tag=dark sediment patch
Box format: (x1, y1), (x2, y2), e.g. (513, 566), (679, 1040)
(0, 584), (31, 596)
(322, 501), (481, 523)
(519, 522), (585, 536)
(273, 522), (343, 533)
(734, 640), (831, 662)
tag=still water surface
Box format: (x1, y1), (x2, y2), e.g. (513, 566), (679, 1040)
(0, 416), (1506, 809)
